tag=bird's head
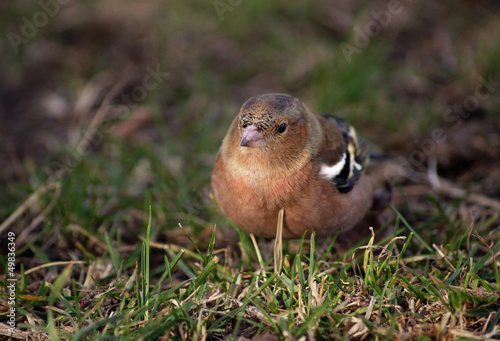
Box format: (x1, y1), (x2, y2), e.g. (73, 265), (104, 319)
(224, 93), (321, 174)
(238, 93), (309, 151)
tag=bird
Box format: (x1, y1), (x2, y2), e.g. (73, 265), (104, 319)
(211, 93), (376, 239)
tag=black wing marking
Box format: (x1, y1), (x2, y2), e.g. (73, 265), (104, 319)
(320, 114), (369, 194)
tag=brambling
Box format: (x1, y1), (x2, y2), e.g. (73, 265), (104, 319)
(212, 93), (376, 239)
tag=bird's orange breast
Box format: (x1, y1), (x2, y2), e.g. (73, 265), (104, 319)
(212, 153), (373, 238)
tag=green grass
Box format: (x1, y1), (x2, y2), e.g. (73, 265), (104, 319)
(3, 208), (498, 339)
(1, 0), (500, 339)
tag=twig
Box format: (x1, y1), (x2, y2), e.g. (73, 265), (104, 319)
(274, 208), (284, 275)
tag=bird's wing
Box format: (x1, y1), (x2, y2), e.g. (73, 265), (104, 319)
(318, 114), (369, 194)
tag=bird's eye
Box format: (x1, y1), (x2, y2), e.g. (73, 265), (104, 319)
(276, 123), (287, 134)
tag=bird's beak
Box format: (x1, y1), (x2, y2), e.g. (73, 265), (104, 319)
(240, 125), (266, 147)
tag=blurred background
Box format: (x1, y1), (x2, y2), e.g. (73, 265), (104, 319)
(1, 0), (500, 254)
